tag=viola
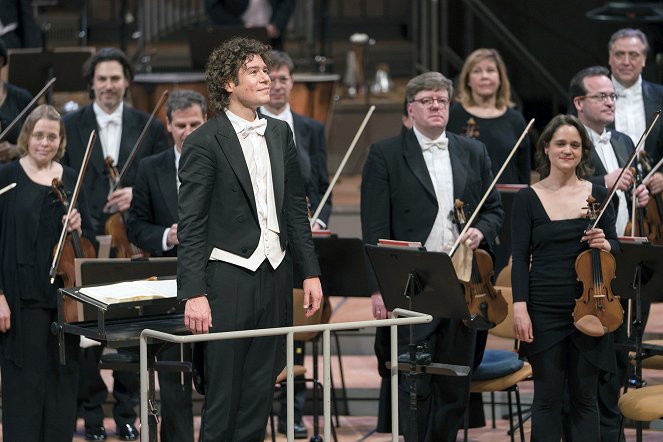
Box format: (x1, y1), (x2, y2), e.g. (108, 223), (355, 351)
(51, 179), (96, 321)
(463, 117), (481, 139)
(572, 195), (623, 337)
(453, 199), (508, 328)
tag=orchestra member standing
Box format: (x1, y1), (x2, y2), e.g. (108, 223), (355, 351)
(512, 114), (619, 441)
(362, 71), (503, 441)
(0, 104), (94, 442)
(176, 36), (323, 441)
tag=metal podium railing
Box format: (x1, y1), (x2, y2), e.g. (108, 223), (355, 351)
(139, 308), (432, 442)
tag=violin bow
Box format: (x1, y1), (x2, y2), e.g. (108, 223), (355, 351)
(309, 105), (376, 228)
(0, 78), (56, 142)
(0, 182), (17, 196)
(49, 130), (97, 284)
(642, 150), (663, 183)
(110, 90), (169, 192)
(590, 110), (661, 230)
(448, 118), (535, 256)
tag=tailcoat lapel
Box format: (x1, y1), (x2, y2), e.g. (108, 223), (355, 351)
(266, 120), (285, 217)
(80, 106), (106, 177)
(156, 148), (178, 221)
(448, 134), (468, 199)
(403, 130), (436, 201)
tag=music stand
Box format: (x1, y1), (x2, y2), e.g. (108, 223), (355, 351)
(7, 48), (94, 99)
(365, 244), (471, 442)
(187, 26), (269, 70)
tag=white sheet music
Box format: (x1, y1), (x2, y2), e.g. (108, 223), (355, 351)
(78, 279), (177, 305)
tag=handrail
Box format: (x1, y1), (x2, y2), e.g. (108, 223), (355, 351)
(139, 308), (433, 442)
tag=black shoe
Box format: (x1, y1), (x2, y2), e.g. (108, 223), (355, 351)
(117, 423), (139, 441)
(277, 421), (308, 439)
(84, 425), (107, 441)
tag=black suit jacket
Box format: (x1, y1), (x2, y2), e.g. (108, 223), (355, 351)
(176, 112), (320, 300)
(126, 148), (178, 256)
(0, 0), (41, 48)
(62, 104), (169, 234)
(204, 0), (294, 34)
(587, 129), (634, 185)
(291, 112), (331, 225)
(361, 129), (504, 293)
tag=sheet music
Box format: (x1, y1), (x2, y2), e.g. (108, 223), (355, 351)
(78, 279), (177, 304)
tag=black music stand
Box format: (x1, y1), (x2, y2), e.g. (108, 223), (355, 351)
(612, 240), (663, 442)
(365, 244), (471, 442)
(7, 48), (94, 100)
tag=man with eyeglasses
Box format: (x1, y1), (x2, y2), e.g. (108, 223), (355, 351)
(608, 28), (663, 195)
(258, 49), (331, 439)
(361, 71), (503, 441)
(570, 65), (649, 442)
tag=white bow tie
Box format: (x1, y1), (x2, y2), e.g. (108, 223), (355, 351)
(98, 113), (122, 129)
(597, 131), (612, 145)
(422, 138), (449, 151)
(240, 118), (267, 138)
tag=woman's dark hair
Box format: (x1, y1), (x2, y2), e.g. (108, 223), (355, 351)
(535, 114), (594, 179)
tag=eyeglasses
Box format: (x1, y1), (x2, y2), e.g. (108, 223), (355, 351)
(410, 97), (450, 108)
(578, 93), (619, 103)
(31, 132), (60, 143)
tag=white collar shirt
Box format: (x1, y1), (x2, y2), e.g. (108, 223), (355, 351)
(93, 101), (123, 165)
(587, 126), (628, 235)
(613, 75), (646, 146)
(260, 104), (296, 146)
(413, 126), (457, 253)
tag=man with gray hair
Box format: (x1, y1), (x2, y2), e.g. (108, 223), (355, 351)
(608, 28), (663, 195)
(361, 71), (503, 441)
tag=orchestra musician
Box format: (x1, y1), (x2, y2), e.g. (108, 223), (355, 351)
(570, 66), (650, 442)
(448, 48), (531, 185)
(0, 39), (34, 163)
(176, 37), (323, 441)
(0, 104), (94, 442)
(511, 114), (619, 441)
(361, 71), (503, 441)
(61, 47), (168, 441)
(258, 49), (331, 439)
(126, 89), (208, 442)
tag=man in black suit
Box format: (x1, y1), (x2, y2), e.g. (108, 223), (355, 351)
(177, 36), (323, 441)
(607, 28), (663, 197)
(204, 0), (294, 49)
(126, 89), (207, 442)
(0, 0), (41, 49)
(259, 49), (330, 438)
(62, 47), (168, 441)
(361, 71), (503, 441)
(571, 65), (649, 442)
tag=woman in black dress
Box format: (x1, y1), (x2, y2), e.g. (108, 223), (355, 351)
(0, 104), (93, 442)
(448, 48), (530, 185)
(511, 114), (619, 441)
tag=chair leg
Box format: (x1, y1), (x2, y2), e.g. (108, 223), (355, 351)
(329, 360), (341, 428)
(491, 391), (497, 429)
(515, 386), (525, 442)
(269, 405), (276, 442)
(332, 330), (349, 417)
(507, 389), (515, 442)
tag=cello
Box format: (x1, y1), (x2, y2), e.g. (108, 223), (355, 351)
(103, 90), (169, 258)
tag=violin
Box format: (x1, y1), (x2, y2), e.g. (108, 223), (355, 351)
(102, 90), (169, 258)
(624, 151), (663, 243)
(463, 117), (481, 139)
(572, 195), (623, 337)
(51, 179), (96, 322)
(453, 199), (508, 328)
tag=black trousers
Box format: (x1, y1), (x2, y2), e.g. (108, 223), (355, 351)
(157, 343), (194, 442)
(200, 259), (288, 442)
(1, 307), (79, 442)
(530, 336), (600, 442)
(78, 346), (140, 428)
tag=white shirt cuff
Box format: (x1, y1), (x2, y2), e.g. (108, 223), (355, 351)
(162, 227), (175, 251)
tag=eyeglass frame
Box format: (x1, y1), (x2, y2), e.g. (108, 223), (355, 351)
(576, 93), (619, 103)
(409, 97), (451, 108)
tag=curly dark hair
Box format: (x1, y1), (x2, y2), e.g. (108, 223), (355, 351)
(205, 37), (272, 113)
(535, 114), (594, 179)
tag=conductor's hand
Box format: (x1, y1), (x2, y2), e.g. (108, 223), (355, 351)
(105, 187), (133, 212)
(460, 227), (484, 250)
(513, 301), (533, 343)
(0, 294), (11, 333)
(184, 296), (213, 334)
(303, 277), (323, 318)
(63, 208), (82, 235)
(371, 292), (391, 320)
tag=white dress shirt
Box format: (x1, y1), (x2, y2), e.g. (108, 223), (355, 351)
(586, 127), (629, 235)
(260, 104), (296, 146)
(413, 126), (458, 253)
(93, 101), (123, 164)
(209, 109), (285, 271)
(613, 75), (646, 146)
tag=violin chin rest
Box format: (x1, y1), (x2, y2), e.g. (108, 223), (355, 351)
(574, 315), (608, 337)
